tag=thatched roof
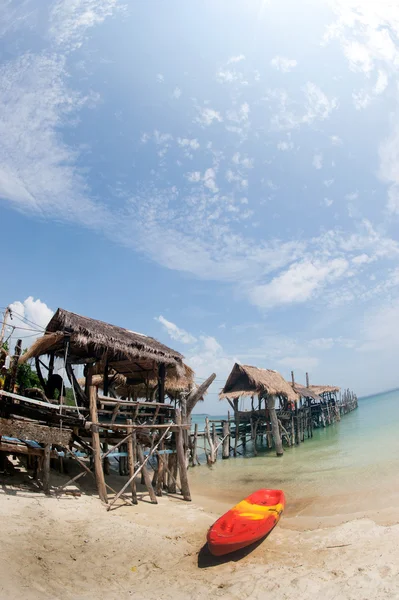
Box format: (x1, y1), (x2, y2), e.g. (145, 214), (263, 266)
(19, 308), (184, 378)
(309, 384), (340, 396)
(219, 363), (298, 402)
(78, 363), (195, 398)
(290, 383), (321, 402)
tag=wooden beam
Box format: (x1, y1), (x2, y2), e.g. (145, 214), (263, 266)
(266, 396), (283, 456)
(89, 384), (108, 504)
(158, 363), (166, 404)
(186, 373), (216, 416)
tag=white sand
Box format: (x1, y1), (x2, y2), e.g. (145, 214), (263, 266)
(1, 474), (399, 600)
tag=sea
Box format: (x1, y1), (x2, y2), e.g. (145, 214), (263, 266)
(189, 390), (399, 527)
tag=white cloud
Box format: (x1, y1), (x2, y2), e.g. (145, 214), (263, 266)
(345, 191), (359, 200)
(270, 56), (298, 73)
(324, 179), (334, 187)
(203, 168), (218, 193)
(156, 315), (197, 344)
(330, 135), (343, 146)
(186, 171), (201, 182)
(232, 152), (254, 168)
(249, 258), (349, 309)
(303, 83), (338, 123)
(352, 253), (372, 265)
(0, 53), (111, 229)
(313, 153), (323, 169)
(374, 70), (388, 95)
(172, 87), (181, 99)
(352, 89), (371, 110)
(277, 141), (294, 151)
(49, 0), (119, 49)
(156, 73), (164, 83)
(177, 138), (199, 150)
(227, 54), (245, 64)
(196, 107), (223, 126)
(343, 41), (374, 74)
(216, 69), (248, 85)
(324, 197), (334, 207)
(7, 297), (54, 350)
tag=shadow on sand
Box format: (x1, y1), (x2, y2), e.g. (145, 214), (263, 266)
(197, 537), (266, 568)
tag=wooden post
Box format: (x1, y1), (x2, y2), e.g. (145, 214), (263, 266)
(89, 384), (108, 504)
(222, 420), (230, 459)
(136, 444), (157, 504)
(42, 444), (51, 494)
(306, 372), (310, 388)
(205, 417), (216, 463)
(266, 396), (283, 456)
(158, 363), (166, 403)
(191, 423), (199, 466)
(126, 420), (138, 504)
(295, 401), (300, 444)
(155, 443), (165, 497)
(212, 422), (218, 461)
(168, 451), (178, 492)
(176, 409), (191, 501)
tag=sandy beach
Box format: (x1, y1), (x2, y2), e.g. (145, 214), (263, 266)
(1, 466), (399, 600)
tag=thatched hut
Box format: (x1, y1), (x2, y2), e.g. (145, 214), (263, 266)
(219, 363), (298, 404)
(219, 363), (299, 456)
(20, 308), (185, 405)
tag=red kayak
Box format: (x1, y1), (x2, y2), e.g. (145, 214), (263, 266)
(207, 489), (285, 556)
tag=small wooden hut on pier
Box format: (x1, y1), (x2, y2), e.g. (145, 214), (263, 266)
(0, 308), (215, 506)
(217, 363), (358, 459)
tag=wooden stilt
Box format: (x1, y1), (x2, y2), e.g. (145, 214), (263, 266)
(126, 420), (138, 504)
(136, 444), (157, 504)
(191, 423), (199, 466)
(89, 384), (108, 504)
(222, 420), (230, 459)
(168, 452), (178, 492)
(176, 410), (191, 501)
(42, 444), (51, 494)
(266, 396), (283, 456)
(155, 443), (165, 497)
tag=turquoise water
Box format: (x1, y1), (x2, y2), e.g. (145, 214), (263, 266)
(190, 390), (399, 522)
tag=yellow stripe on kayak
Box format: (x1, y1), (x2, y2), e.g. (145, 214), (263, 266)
(231, 500), (284, 521)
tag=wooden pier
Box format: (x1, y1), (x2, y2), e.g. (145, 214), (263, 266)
(187, 366), (358, 465)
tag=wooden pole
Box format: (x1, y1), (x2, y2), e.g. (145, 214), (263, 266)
(266, 396), (283, 456)
(168, 450), (178, 493)
(191, 423), (199, 466)
(42, 444), (51, 494)
(158, 363), (166, 403)
(155, 442), (165, 497)
(222, 420), (230, 459)
(89, 384), (108, 504)
(136, 444), (157, 504)
(126, 419), (138, 504)
(176, 409), (191, 501)
(306, 372), (310, 388)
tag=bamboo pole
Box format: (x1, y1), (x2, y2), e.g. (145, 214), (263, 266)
(89, 385), (108, 504)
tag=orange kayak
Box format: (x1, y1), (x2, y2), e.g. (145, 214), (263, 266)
(207, 489), (285, 556)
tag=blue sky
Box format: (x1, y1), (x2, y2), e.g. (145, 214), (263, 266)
(2, 0), (399, 413)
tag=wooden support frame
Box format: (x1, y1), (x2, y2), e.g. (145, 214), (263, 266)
(89, 384), (108, 504)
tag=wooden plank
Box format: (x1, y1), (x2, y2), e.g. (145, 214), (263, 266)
(110, 403), (121, 425)
(89, 385), (108, 504)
